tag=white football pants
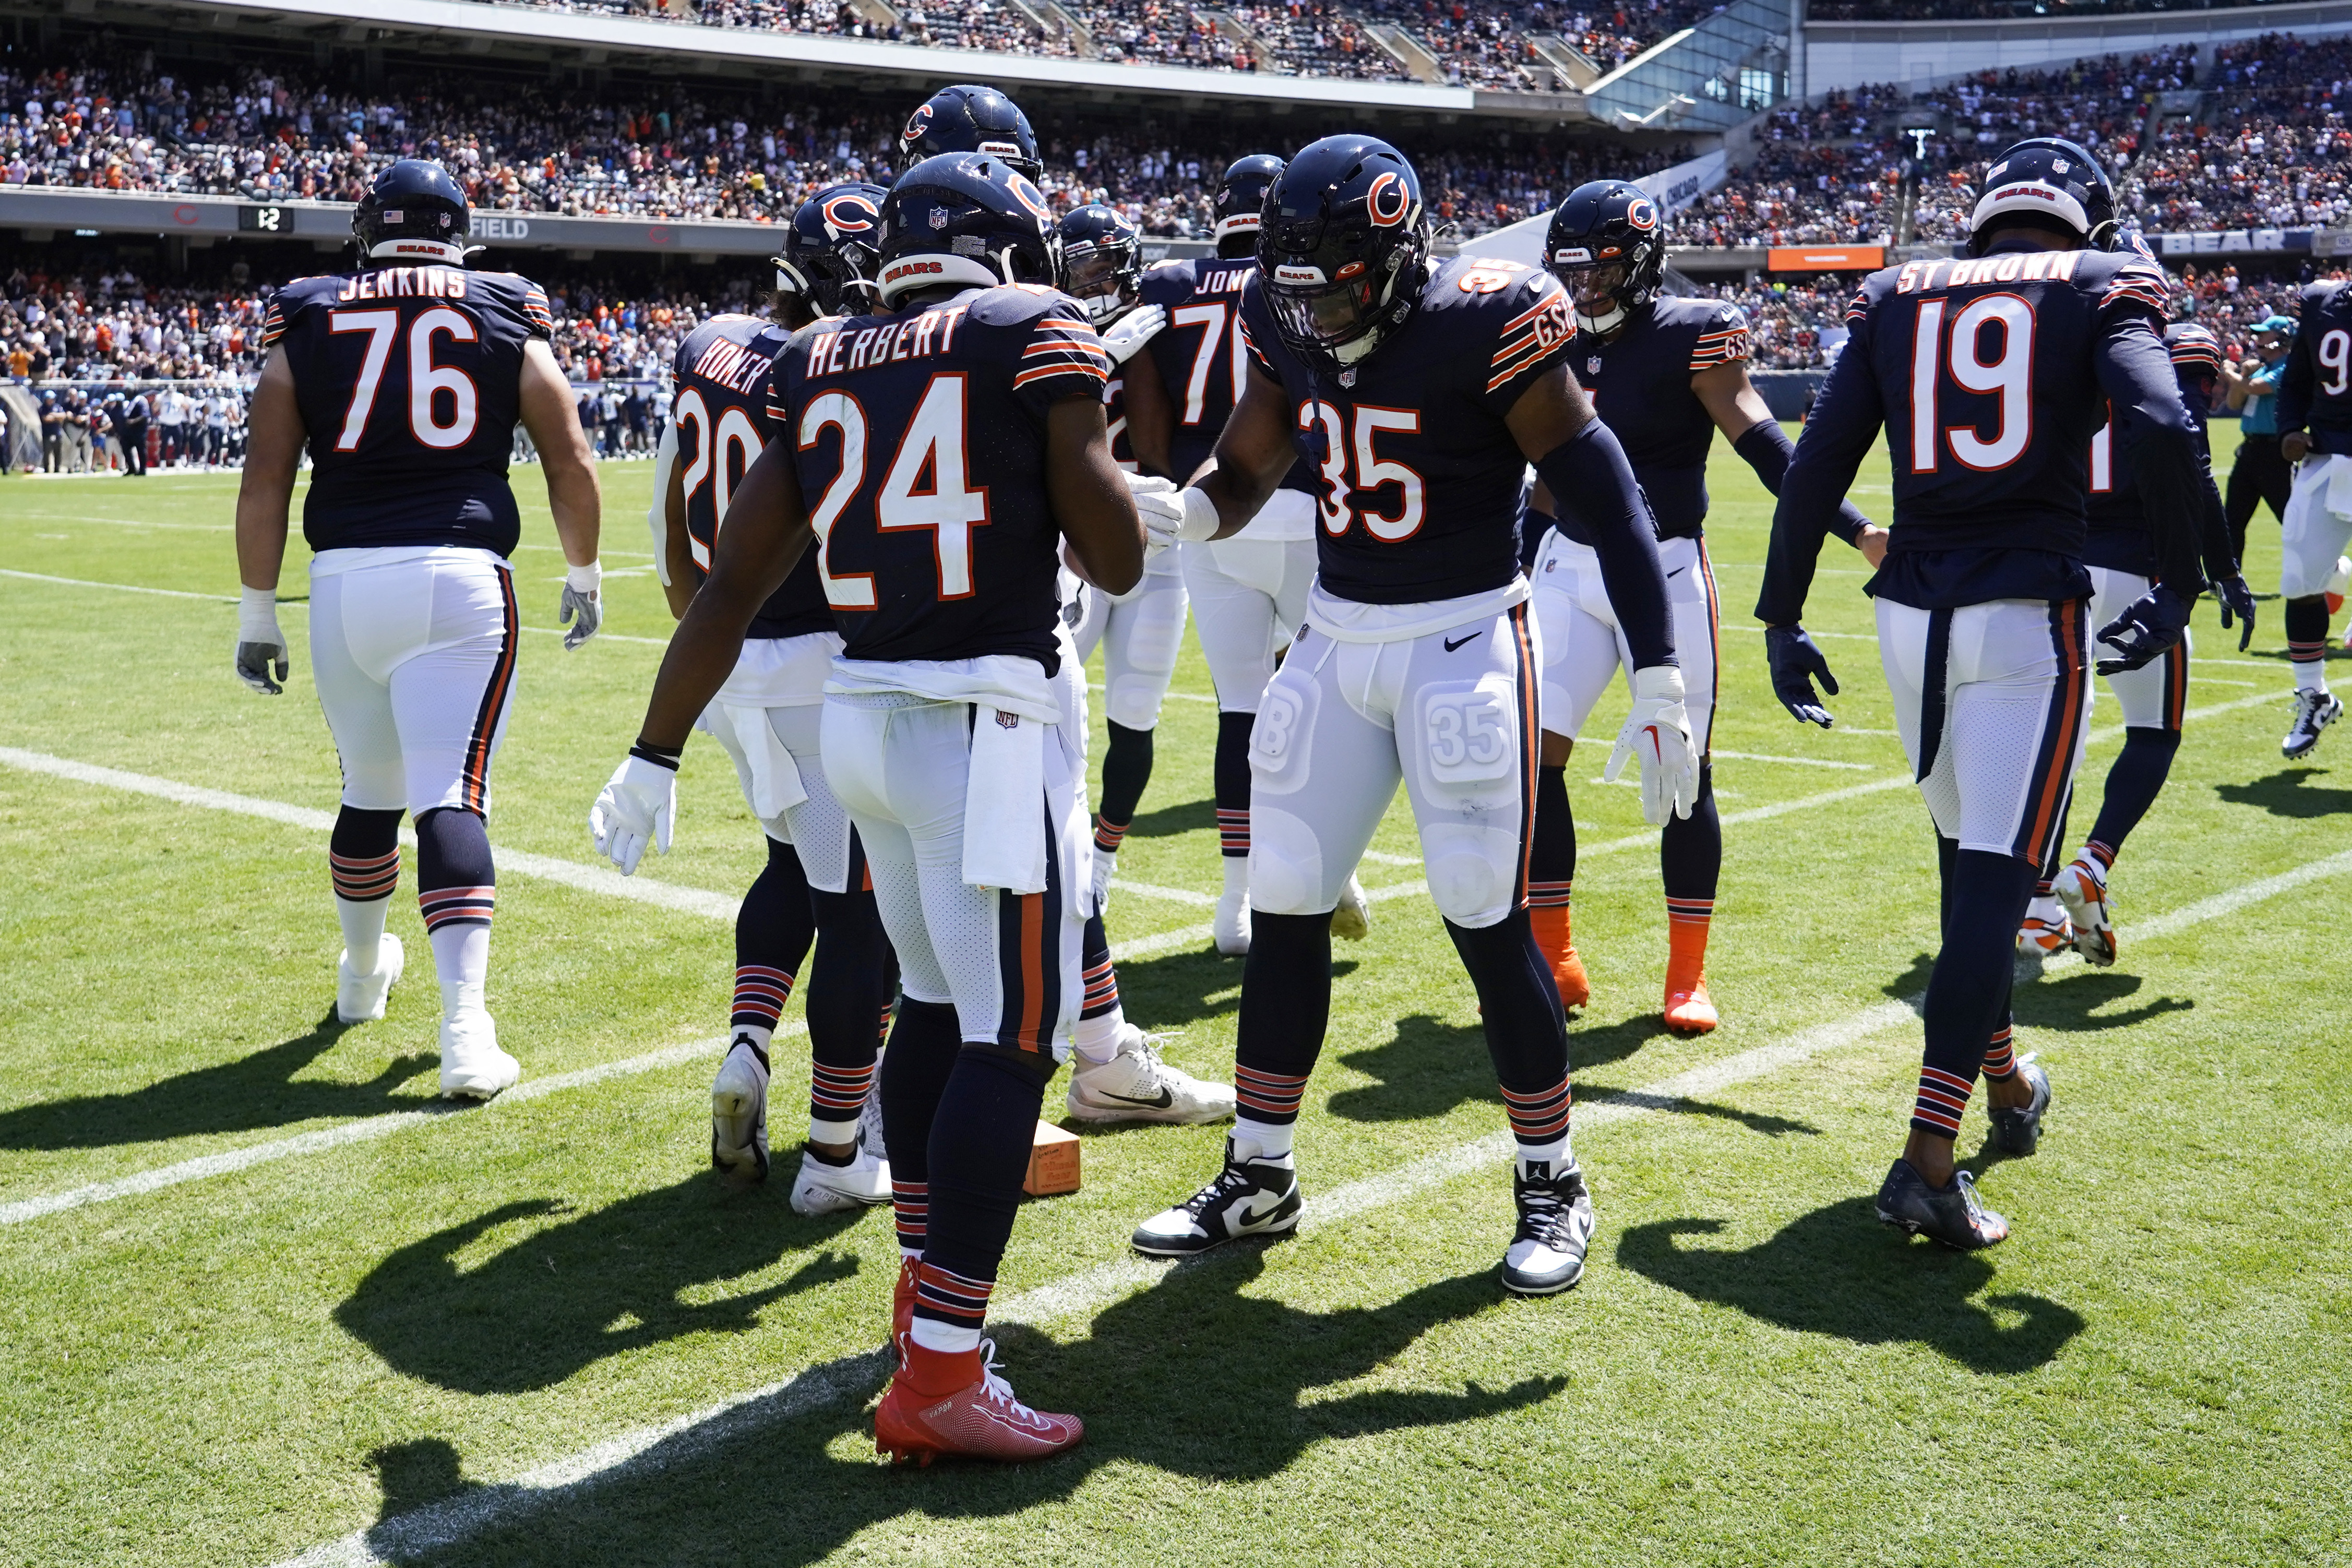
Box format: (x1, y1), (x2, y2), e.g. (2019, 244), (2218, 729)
(820, 666), (1090, 1063)
(1530, 529), (1720, 749)
(1878, 595), (2091, 863)
(698, 631), (858, 893)
(1183, 517), (1318, 715)
(1249, 602), (1539, 930)
(2279, 452), (2352, 598)
(1071, 546), (1188, 731)
(2087, 566), (2189, 732)
(308, 547), (518, 816)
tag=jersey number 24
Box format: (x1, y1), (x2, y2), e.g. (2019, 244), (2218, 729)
(798, 373), (991, 609)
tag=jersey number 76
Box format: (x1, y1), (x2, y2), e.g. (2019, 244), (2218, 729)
(327, 308), (480, 451)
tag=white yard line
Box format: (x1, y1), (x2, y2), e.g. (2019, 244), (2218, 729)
(267, 843), (2352, 1568)
(1712, 749), (1879, 771)
(0, 568), (674, 644)
(1107, 877), (1217, 908)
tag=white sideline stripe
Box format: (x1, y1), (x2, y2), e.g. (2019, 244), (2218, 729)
(0, 749), (739, 921)
(0, 568), (674, 645)
(269, 844), (2352, 1568)
(1712, 749), (1878, 771)
(0, 1033), (762, 1228)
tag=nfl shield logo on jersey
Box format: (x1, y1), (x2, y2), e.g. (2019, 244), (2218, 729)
(1586, 356), (1602, 376)
(1339, 368), (1357, 388)
(996, 710), (1021, 729)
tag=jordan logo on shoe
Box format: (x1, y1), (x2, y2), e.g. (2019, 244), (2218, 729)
(1442, 632), (1478, 652)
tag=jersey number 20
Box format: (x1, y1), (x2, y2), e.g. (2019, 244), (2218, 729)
(1907, 294), (2034, 473)
(327, 308), (480, 452)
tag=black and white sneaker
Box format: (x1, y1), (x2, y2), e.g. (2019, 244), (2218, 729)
(1500, 1160), (1596, 1296)
(2283, 689), (2342, 759)
(1876, 1159), (2010, 1249)
(1129, 1137), (1302, 1256)
(1987, 1056), (2052, 1158)
(710, 1033), (771, 1184)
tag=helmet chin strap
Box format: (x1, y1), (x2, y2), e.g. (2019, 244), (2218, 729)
(1332, 331), (1381, 365)
(1573, 301), (1627, 336)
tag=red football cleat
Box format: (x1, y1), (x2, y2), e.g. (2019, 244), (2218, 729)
(874, 1338), (1084, 1465)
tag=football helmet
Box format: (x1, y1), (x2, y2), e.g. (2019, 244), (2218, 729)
(873, 152), (1061, 307)
(1057, 203), (1144, 325)
(899, 83), (1042, 184)
(1258, 135), (1429, 368)
(1969, 137), (2118, 254)
(1213, 152), (1286, 256)
(1545, 179), (1665, 337)
(775, 181), (887, 317)
(352, 159), (470, 265)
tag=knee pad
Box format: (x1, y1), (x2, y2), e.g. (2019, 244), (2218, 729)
(1247, 806), (1327, 916)
(1421, 823), (1519, 927)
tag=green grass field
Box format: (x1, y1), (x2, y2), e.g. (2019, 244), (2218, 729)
(2, 432), (2348, 1567)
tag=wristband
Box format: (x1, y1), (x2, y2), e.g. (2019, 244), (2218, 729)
(238, 584), (282, 642)
(567, 561), (603, 595)
(629, 739), (683, 771)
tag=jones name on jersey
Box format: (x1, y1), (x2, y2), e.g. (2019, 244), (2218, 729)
(1241, 253), (1575, 604)
(261, 265), (552, 555)
(771, 283), (1111, 668)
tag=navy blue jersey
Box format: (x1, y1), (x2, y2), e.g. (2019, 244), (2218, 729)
(1139, 258), (1314, 493)
(1562, 295), (1749, 543)
(2085, 341), (2225, 577)
(261, 265), (550, 556)
(771, 283), (1109, 669)
(676, 314), (831, 640)
(2275, 280), (2352, 454)
(1762, 240), (2199, 620)
(1242, 254), (1575, 605)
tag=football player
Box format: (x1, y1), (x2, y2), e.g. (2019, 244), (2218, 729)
(1121, 153), (1372, 955)
(2272, 273), (2352, 757)
(1125, 136), (1692, 1297)
(2036, 322), (2254, 965)
(593, 152), (1142, 1462)
(898, 82), (1042, 182)
(1055, 203), (1185, 912)
(1760, 139), (2210, 1249)
(624, 181), (902, 1214)
(1525, 181), (1886, 1031)
(233, 159), (603, 1098)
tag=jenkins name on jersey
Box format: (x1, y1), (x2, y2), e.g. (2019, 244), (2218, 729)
(671, 312), (834, 641)
(771, 282), (1113, 669)
(1241, 252), (1576, 605)
(260, 264), (552, 556)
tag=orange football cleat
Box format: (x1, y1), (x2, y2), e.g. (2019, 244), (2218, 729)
(874, 1338), (1084, 1465)
(1529, 904), (1590, 1010)
(1663, 977), (1718, 1034)
(1662, 917), (1716, 1034)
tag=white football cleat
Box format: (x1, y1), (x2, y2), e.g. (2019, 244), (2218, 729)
(1331, 874), (1372, 942)
(1091, 847), (1116, 917)
(336, 934), (404, 1024)
(791, 1134), (891, 1216)
(1213, 885), (1252, 956)
(1067, 1024), (1236, 1124)
(2015, 897), (2071, 958)
(439, 1008), (519, 1100)
(711, 1034), (770, 1183)
(2050, 859), (2117, 968)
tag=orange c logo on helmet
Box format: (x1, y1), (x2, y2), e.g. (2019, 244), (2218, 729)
(1625, 196), (1658, 231)
(822, 194), (877, 236)
(1009, 174), (1052, 219)
(1366, 172), (1411, 228)
(903, 104), (933, 145)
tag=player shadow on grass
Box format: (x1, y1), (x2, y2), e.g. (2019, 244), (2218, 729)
(0, 1009), (444, 1152)
(389, 1244), (1559, 1566)
(1880, 955), (2194, 1033)
(1110, 945), (1359, 1037)
(1616, 1203), (2084, 1375)
(2216, 766), (2352, 819)
(1119, 793), (1219, 840)
(335, 1179), (863, 1395)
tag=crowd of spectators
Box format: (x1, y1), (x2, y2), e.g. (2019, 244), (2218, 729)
(1810, 0), (2294, 17)
(473, 0), (1719, 85)
(0, 44), (1688, 240)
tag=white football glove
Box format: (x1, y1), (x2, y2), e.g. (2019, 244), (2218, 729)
(1604, 664), (1700, 826)
(589, 752), (678, 875)
(1099, 304), (1166, 365)
(234, 584), (289, 696)
(1133, 484), (1221, 552)
(560, 561), (602, 651)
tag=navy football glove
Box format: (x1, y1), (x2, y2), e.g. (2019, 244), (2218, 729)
(2095, 584), (2194, 676)
(1764, 625), (1839, 728)
(2215, 573), (2258, 652)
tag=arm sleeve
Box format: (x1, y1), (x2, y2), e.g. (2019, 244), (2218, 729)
(2276, 297), (2318, 434)
(1730, 416), (1875, 544)
(2094, 311), (2208, 601)
(1013, 307), (1115, 417)
(1756, 293), (1883, 625)
(2184, 405), (2238, 578)
(1531, 420), (1676, 669)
